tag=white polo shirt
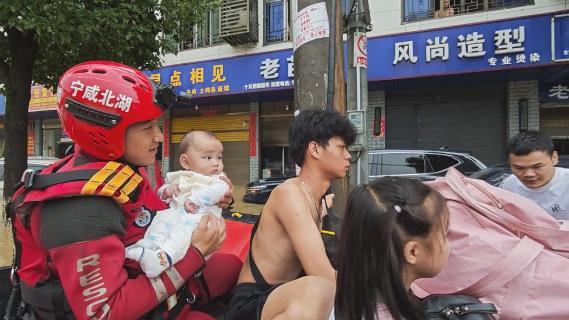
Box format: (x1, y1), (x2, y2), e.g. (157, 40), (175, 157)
(501, 167), (569, 220)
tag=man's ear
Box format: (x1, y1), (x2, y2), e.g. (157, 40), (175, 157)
(180, 154), (192, 170)
(403, 240), (419, 265)
(308, 141), (320, 159)
(552, 151), (559, 166)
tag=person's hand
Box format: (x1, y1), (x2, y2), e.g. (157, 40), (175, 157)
(190, 214), (226, 257)
(161, 184), (180, 201)
(218, 175), (234, 209)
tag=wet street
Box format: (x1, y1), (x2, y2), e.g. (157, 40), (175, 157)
(1, 222), (13, 267)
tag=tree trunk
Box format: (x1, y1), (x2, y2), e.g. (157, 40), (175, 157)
(332, 0), (345, 114)
(4, 28), (38, 200)
(329, 0), (349, 218)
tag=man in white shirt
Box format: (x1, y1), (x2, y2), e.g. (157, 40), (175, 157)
(501, 131), (569, 220)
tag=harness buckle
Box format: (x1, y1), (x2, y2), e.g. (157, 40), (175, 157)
(21, 169), (36, 189)
(9, 266), (19, 286)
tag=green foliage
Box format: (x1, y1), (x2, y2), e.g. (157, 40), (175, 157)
(0, 0), (220, 87)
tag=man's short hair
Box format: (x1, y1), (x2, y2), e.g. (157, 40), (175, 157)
(289, 110), (356, 167)
(507, 131), (554, 156)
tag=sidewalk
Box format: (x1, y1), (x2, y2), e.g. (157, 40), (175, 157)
(1, 200), (13, 267)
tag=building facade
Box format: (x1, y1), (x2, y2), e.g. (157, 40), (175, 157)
(154, 0), (568, 182)
(21, 0), (569, 184)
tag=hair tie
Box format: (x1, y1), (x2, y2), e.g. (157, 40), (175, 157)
(393, 205), (402, 213)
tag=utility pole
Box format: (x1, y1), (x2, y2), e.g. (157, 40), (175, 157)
(293, 0), (344, 111)
(346, 0), (372, 189)
(293, 0), (349, 215)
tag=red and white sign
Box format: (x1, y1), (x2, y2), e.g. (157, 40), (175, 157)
(354, 32), (368, 68)
(293, 2), (329, 52)
(249, 113), (257, 157)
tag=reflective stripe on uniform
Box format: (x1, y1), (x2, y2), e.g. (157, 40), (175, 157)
(98, 166), (135, 197)
(165, 267), (185, 290)
(81, 162), (122, 195)
(149, 277), (169, 303)
(114, 173), (143, 204)
(81, 162), (142, 204)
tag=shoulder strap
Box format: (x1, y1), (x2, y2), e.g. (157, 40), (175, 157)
(22, 169), (100, 190)
(247, 212), (272, 289)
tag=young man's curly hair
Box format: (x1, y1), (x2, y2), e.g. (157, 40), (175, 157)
(289, 110), (356, 167)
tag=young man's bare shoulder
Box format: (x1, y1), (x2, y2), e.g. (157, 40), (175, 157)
(266, 178), (313, 219)
(271, 178), (303, 199)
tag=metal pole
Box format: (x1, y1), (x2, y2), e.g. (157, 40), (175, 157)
(346, 0), (371, 188)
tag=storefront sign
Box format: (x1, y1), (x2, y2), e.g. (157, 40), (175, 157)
(146, 49), (294, 98)
(552, 14), (569, 62)
(539, 81), (569, 102)
(293, 2), (330, 51)
(368, 14), (553, 81)
(29, 85), (57, 112)
(148, 13), (563, 99)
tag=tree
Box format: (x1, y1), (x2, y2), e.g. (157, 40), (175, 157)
(0, 0), (218, 200)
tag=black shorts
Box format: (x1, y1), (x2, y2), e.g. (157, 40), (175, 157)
(223, 282), (281, 320)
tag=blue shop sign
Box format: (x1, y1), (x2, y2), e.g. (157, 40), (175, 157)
(0, 95), (5, 116)
(148, 13), (562, 97)
(146, 50), (294, 98)
(368, 14), (554, 81)
(539, 81), (569, 102)
(552, 14), (569, 62)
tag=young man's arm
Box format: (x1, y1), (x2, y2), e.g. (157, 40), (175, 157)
(272, 183), (336, 283)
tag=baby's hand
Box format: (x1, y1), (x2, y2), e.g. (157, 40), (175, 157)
(161, 184), (180, 201)
(184, 199), (198, 214)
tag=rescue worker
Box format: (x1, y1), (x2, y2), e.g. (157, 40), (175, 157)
(11, 61), (241, 319)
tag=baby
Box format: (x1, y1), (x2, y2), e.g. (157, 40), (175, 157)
(126, 130), (229, 278)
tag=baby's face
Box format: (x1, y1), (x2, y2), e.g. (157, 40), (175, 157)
(181, 137), (224, 175)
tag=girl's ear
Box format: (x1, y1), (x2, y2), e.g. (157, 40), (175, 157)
(180, 154), (192, 170)
(403, 240), (419, 265)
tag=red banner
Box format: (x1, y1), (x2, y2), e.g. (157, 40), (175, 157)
(249, 113), (256, 157)
(162, 118), (169, 158)
(27, 125), (35, 155)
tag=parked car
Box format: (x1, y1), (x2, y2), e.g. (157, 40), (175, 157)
(470, 155), (569, 186)
(243, 175), (293, 204)
(368, 149), (486, 181)
(244, 149), (486, 204)
(0, 157), (59, 196)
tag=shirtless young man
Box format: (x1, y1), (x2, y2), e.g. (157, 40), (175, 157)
(224, 110), (355, 320)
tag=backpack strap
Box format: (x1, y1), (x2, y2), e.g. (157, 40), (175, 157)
(457, 235), (543, 297)
(21, 169), (99, 190)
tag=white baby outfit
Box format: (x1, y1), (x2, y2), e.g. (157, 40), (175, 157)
(125, 170), (229, 278)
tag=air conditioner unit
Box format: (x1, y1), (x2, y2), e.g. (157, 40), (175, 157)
(220, 0), (258, 45)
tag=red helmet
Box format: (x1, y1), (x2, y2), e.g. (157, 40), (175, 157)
(57, 61), (166, 160)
